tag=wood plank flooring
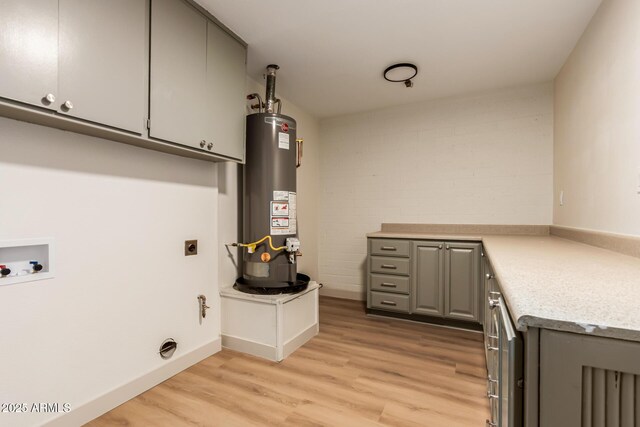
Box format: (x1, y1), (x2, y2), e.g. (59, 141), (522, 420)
(88, 297), (489, 426)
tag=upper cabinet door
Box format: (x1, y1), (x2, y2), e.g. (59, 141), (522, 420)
(58, 0), (146, 134)
(206, 21), (246, 161)
(0, 0), (58, 110)
(150, 0), (207, 149)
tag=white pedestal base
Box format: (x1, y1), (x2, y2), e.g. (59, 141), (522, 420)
(220, 281), (319, 362)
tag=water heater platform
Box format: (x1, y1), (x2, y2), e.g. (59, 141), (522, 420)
(220, 281), (319, 362)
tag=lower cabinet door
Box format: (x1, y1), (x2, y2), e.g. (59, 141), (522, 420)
(444, 242), (480, 321)
(411, 241), (444, 316)
(540, 330), (640, 427)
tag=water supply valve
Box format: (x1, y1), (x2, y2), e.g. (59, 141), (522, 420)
(0, 265), (11, 277)
(30, 261), (43, 273)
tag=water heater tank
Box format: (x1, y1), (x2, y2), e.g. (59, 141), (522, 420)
(235, 65), (308, 294)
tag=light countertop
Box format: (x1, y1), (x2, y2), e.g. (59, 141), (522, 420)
(368, 231), (640, 342)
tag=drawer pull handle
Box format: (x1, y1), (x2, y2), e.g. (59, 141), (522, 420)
(486, 420), (497, 427)
(380, 264), (397, 269)
(381, 246), (397, 251)
(487, 345), (499, 352)
(380, 283), (397, 287)
(380, 300), (397, 306)
(487, 393), (499, 400)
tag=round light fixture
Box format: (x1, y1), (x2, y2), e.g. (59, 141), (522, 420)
(383, 63), (418, 87)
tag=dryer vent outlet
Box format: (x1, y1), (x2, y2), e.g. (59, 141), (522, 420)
(159, 338), (177, 359)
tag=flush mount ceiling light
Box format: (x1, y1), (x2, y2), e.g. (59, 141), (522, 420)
(383, 63), (418, 88)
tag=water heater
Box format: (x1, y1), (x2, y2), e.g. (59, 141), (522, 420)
(234, 65), (308, 294)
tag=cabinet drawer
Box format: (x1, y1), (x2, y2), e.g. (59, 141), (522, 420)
(370, 256), (410, 275)
(370, 239), (410, 257)
(370, 292), (410, 312)
(370, 274), (410, 294)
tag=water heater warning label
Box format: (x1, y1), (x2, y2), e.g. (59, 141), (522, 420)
(273, 191), (289, 201)
(272, 218), (289, 227)
(278, 132), (290, 149)
(271, 201), (289, 216)
(270, 192), (297, 235)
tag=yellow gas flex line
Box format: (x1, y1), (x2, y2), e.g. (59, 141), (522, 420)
(236, 235), (286, 253)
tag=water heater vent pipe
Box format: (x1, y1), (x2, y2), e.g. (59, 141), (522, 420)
(265, 64), (279, 113)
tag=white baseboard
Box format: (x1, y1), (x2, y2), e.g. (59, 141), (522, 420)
(223, 322), (319, 362)
(44, 339), (221, 427)
(222, 334), (278, 361)
(283, 323), (319, 359)
(319, 286), (365, 301)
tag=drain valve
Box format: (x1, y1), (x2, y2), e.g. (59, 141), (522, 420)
(159, 338), (177, 359)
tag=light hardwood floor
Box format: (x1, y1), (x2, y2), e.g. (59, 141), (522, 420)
(88, 297), (489, 426)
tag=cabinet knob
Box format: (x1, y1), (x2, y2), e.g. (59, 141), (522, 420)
(438, 244), (443, 249)
(486, 273), (494, 279)
(207, 142), (213, 150)
(63, 100), (73, 110)
(200, 140), (206, 148)
(44, 93), (56, 104)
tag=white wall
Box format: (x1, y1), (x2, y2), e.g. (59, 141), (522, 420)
(0, 118), (220, 426)
(554, 0), (640, 236)
(319, 83), (554, 299)
(218, 78), (321, 286)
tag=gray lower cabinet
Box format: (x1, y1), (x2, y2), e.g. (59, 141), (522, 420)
(367, 238), (481, 324)
(150, 0), (246, 160)
(412, 241), (444, 317)
(0, 0), (146, 133)
(445, 241), (480, 321)
(412, 240), (481, 322)
(539, 329), (640, 427)
(367, 239), (411, 313)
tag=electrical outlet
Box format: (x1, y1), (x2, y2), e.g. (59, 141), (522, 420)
(184, 240), (198, 256)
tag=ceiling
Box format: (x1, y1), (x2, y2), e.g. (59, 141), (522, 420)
(196, 0), (602, 119)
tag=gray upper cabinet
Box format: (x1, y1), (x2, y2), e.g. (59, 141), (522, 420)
(206, 21), (246, 160)
(0, 0), (146, 133)
(444, 242), (480, 321)
(0, 0), (245, 162)
(412, 242), (444, 317)
(0, 0), (59, 110)
(58, 0), (146, 134)
(150, 0), (207, 149)
(150, 0), (246, 160)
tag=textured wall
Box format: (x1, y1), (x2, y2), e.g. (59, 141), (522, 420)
(554, 0), (640, 236)
(319, 83), (554, 299)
